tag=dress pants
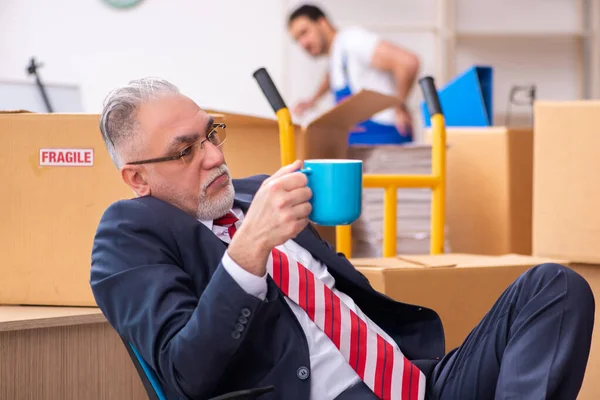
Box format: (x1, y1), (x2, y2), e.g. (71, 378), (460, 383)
(427, 263), (595, 400)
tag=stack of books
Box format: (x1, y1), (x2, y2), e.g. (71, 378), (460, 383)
(348, 144), (452, 258)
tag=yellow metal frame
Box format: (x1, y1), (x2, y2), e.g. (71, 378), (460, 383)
(275, 109), (446, 258)
(276, 108), (296, 166)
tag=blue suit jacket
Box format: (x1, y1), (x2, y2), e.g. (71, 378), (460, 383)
(90, 175), (444, 399)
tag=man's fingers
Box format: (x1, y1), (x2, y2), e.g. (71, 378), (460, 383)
(268, 160), (303, 181)
(287, 187), (312, 207)
(273, 169), (308, 192)
(291, 202), (312, 219)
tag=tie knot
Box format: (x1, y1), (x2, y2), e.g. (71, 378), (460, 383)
(214, 212), (238, 227)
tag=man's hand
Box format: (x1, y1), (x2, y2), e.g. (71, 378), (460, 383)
(395, 105), (413, 137)
(292, 99), (315, 117)
(227, 160), (312, 277)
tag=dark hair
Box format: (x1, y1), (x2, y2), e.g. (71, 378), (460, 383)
(288, 4), (327, 25)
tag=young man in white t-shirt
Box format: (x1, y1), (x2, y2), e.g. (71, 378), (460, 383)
(288, 4), (420, 145)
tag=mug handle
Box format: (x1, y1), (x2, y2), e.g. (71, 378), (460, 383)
(298, 167), (312, 175)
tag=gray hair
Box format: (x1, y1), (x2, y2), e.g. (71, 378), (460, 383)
(99, 77), (180, 168)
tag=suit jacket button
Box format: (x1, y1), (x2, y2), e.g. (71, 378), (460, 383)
(234, 323), (244, 332)
(231, 331), (241, 340)
(238, 316), (248, 324)
(241, 308), (251, 317)
(297, 366), (309, 380)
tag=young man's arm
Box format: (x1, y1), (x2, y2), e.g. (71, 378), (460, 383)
(370, 41), (420, 135)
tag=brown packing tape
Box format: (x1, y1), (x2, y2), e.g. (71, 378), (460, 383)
(453, 254), (571, 269)
(396, 253), (490, 268)
(495, 254), (570, 265)
(0, 110), (33, 114)
(349, 257), (421, 269)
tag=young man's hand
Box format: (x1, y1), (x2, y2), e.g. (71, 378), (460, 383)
(395, 105), (413, 137)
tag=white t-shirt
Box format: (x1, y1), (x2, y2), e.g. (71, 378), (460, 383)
(329, 26), (397, 126)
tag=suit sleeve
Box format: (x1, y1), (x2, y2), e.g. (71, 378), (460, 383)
(90, 200), (278, 399)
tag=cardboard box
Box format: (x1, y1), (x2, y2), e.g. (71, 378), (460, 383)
(426, 127), (533, 255)
(533, 101), (600, 263)
(351, 253), (562, 351)
(211, 89), (398, 170)
(566, 263), (600, 399)
(0, 112), (138, 306)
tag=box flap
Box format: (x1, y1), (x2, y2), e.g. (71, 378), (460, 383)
(306, 90), (399, 130)
(350, 257), (422, 269)
(396, 253), (488, 268)
(204, 108), (301, 130)
(351, 253), (569, 271)
(472, 254), (571, 267)
(397, 253), (570, 269)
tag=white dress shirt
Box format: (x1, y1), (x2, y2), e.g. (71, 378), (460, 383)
(201, 208), (397, 400)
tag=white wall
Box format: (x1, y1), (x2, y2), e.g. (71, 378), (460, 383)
(0, 0), (287, 117)
(0, 0), (588, 129)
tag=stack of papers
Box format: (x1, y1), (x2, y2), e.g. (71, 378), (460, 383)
(348, 144), (452, 258)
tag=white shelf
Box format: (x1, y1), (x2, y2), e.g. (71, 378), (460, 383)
(439, 0), (598, 99)
(455, 31), (585, 40)
(340, 23), (438, 33)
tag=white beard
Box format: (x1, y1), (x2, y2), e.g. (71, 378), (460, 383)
(196, 164), (235, 220)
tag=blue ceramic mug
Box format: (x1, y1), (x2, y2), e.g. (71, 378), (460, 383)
(299, 159), (363, 226)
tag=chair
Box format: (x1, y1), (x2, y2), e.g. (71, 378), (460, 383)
(121, 337), (275, 400)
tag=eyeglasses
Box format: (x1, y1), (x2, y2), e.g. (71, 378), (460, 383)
(126, 123), (227, 166)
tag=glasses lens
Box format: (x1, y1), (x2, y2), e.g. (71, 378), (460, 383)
(210, 124), (226, 147)
(179, 143), (198, 165)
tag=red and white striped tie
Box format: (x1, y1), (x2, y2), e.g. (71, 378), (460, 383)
(214, 213), (426, 400)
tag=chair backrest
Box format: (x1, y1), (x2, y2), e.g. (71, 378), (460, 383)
(120, 336), (167, 400)
(121, 336), (275, 400)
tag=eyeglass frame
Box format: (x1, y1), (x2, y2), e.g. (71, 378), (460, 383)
(125, 123), (227, 166)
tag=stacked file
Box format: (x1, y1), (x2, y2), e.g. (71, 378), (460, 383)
(348, 144), (451, 258)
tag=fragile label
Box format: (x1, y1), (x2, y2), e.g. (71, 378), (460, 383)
(39, 148), (94, 166)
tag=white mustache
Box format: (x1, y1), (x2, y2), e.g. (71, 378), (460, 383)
(201, 165), (230, 192)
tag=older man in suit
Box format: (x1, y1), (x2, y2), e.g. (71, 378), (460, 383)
(91, 77), (594, 400)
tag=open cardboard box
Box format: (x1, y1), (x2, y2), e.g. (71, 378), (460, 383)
(210, 89), (399, 168)
(350, 253), (566, 351)
(294, 89), (400, 160)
